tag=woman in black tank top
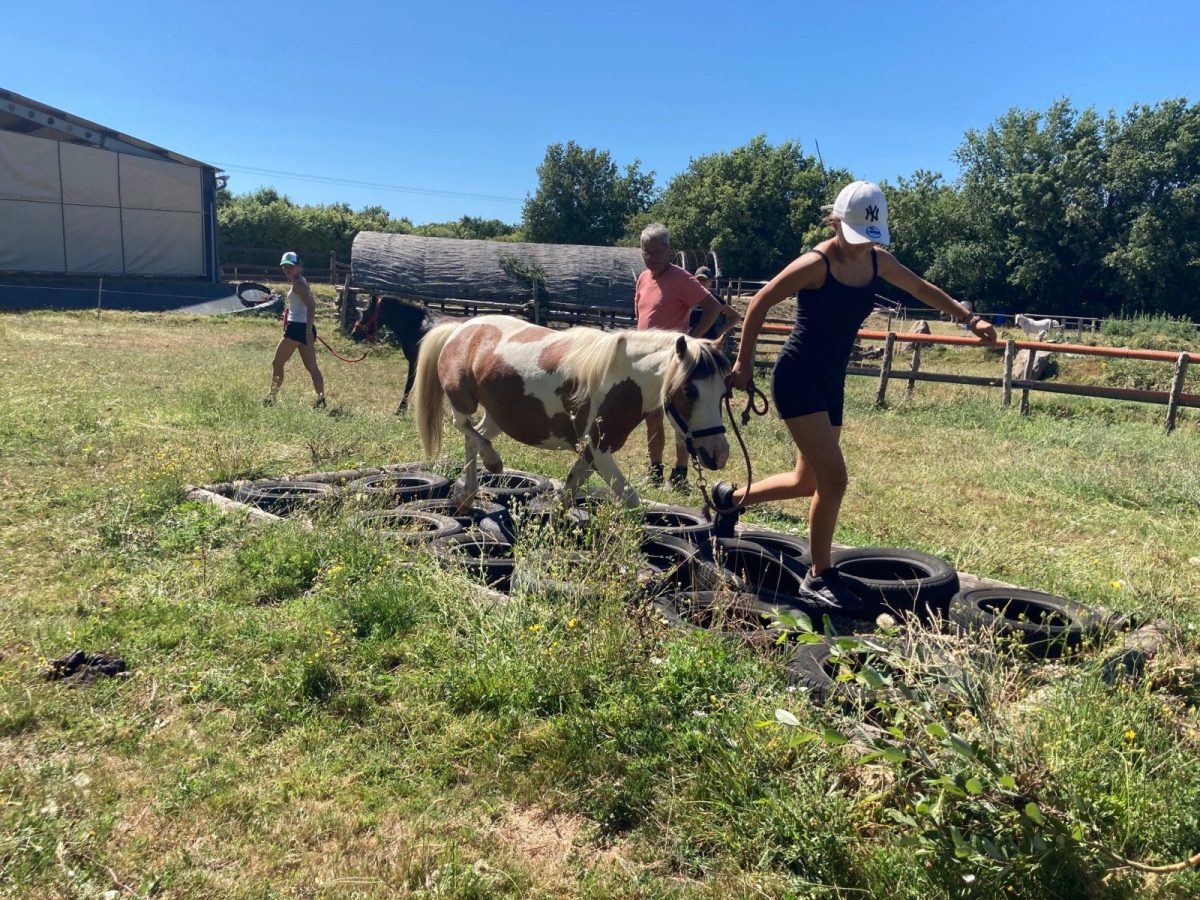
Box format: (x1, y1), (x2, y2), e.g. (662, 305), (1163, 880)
(708, 181), (996, 611)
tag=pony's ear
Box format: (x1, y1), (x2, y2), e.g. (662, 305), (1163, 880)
(675, 334), (688, 360)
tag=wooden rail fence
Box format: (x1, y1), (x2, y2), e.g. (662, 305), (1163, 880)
(759, 323), (1198, 433)
(333, 285), (1195, 432)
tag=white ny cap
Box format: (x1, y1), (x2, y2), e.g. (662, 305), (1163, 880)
(828, 181), (889, 245)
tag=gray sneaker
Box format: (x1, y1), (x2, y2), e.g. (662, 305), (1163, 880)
(799, 567), (865, 614)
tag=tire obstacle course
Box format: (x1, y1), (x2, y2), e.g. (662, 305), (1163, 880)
(188, 462), (1157, 704)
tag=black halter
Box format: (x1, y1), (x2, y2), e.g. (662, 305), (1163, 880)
(664, 399), (727, 465)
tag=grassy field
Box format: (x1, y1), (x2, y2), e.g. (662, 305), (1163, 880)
(1, 303), (1198, 899)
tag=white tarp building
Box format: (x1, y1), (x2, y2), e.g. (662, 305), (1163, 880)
(0, 89), (221, 279)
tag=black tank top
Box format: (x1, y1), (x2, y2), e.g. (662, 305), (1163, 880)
(781, 249), (877, 377)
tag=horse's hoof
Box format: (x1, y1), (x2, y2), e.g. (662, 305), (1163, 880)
(484, 459), (504, 474)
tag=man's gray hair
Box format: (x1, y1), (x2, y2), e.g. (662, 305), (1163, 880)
(640, 222), (670, 248)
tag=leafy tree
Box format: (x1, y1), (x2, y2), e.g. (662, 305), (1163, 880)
(949, 100), (1111, 314)
(522, 142), (656, 246)
(413, 216), (520, 241)
(652, 136), (849, 278)
(216, 189), (412, 264)
(1102, 99), (1200, 317)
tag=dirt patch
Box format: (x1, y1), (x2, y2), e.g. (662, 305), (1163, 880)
(496, 804), (629, 877)
(43, 650), (128, 683)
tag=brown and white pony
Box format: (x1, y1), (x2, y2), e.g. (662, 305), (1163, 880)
(412, 315), (731, 507)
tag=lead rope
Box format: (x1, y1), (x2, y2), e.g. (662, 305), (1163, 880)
(284, 302), (369, 363)
(693, 380), (770, 522)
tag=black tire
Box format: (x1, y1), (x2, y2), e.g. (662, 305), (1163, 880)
(431, 531), (514, 560)
(233, 479), (337, 514)
(715, 537), (827, 616)
(736, 527), (811, 567)
(402, 498), (514, 543)
(948, 587), (1100, 659)
(513, 498), (592, 541)
(431, 532), (515, 592)
(566, 485), (618, 512)
(785, 634), (889, 706)
(345, 471), (451, 503)
(829, 547), (960, 620)
(351, 509), (463, 544)
(452, 469), (553, 508)
(511, 550), (594, 601)
(641, 502), (713, 546)
(650, 591), (797, 652)
(236, 281), (274, 307)
(639, 534), (732, 595)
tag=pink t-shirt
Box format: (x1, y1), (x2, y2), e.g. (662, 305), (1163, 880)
(634, 264), (712, 332)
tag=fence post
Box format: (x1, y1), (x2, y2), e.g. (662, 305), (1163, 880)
(338, 284), (357, 335)
(1165, 352), (1189, 433)
(329, 251), (337, 285)
(875, 331), (895, 408)
(1002, 339), (1015, 407)
(96, 277), (103, 319)
(1019, 345), (1038, 416)
(907, 342), (922, 399)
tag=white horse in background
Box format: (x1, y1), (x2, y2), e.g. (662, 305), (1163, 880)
(1014, 314), (1062, 341)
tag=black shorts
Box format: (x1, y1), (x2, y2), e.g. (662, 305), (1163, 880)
(771, 352), (847, 426)
(284, 321), (315, 345)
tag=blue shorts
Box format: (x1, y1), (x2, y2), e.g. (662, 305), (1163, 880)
(284, 321), (315, 345)
(771, 352), (847, 426)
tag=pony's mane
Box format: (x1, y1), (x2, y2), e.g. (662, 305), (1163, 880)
(559, 328), (728, 405)
(559, 328), (628, 401)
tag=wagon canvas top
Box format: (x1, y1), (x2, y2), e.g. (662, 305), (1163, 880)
(351, 232), (646, 312)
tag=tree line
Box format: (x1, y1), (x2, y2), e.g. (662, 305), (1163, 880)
(216, 97), (1199, 319)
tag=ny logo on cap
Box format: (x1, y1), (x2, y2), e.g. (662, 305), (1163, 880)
(864, 205), (880, 223)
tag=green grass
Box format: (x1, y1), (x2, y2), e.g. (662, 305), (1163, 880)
(1, 308), (1199, 898)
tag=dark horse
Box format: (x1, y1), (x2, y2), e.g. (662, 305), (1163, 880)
(351, 295), (448, 413)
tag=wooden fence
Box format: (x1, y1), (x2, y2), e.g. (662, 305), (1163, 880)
(220, 251), (351, 285)
(332, 279), (1195, 431)
(756, 323), (1199, 433)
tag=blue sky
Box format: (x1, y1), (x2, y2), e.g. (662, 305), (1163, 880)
(6, 0), (1197, 225)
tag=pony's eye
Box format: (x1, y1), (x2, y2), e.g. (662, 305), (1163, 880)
(683, 383), (699, 400)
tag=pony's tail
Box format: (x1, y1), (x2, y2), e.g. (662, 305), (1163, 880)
(412, 321), (460, 460)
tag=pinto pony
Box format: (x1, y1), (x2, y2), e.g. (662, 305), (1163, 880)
(1014, 314), (1062, 341)
(351, 295), (448, 412)
(412, 315), (731, 506)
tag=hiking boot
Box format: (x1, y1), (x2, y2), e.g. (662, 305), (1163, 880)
(799, 567), (865, 614)
(313, 394), (327, 409)
(669, 465), (689, 491)
(709, 481), (740, 538)
(647, 461), (664, 486)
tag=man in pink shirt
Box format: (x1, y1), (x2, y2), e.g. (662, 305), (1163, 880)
(635, 223), (740, 488)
